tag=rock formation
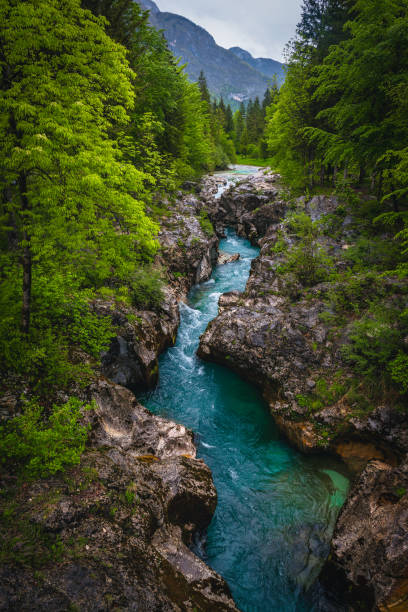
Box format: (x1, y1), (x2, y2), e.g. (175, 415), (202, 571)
(320, 459), (408, 611)
(198, 170), (408, 610)
(0, 379), (237, 611)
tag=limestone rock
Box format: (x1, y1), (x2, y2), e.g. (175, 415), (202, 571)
(0, 377), (238, 611)
(218, 251), (240, 265)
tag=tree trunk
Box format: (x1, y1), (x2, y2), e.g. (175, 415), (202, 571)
(22, 237), (32, 335)
(333, 164), (338, 186)
(19, 173), (31, 335)
(377, 170), (383, 200)
(343, 163), (348, 180)
(391, 184), (399, 213)
(308, 151), (314, 188)
(320, 164), (325, 185)
(371, 170), (377, 192)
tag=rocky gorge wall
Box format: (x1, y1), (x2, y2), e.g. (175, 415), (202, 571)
(0, 179), (239, 611)
(97, 187), (220, 393)
(197, 170), (408, 611)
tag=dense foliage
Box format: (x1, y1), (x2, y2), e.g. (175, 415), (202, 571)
(264, 0), (408, 402)
(0, 0), (234, 475)
(267, 0), (408, 204)
(0, 0), (232, 396)
(0, 398), (89, 478)
(210, 86), (278, 162)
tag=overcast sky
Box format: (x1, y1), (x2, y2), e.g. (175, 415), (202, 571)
(155, 0), (302, 62)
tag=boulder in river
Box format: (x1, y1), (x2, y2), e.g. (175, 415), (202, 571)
(218, 251), (240, 265)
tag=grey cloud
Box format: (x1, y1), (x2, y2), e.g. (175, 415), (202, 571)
(155, 0), (302, 61)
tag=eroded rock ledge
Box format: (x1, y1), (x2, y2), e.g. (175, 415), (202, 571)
(320, 458), (408, 611)
(197, 170), (408, 610)
(0, 379), (238, 611)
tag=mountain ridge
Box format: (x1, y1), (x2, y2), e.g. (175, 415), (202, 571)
(229, 46), (285, 83)
(137, 0), (285, 103)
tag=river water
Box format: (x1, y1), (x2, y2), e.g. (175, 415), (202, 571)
(140, 166), (349, 611)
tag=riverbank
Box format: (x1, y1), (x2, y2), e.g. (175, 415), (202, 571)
(235, 156), (274, 168)
(198, 170), (408, 611)
(0, 173), (242, 611)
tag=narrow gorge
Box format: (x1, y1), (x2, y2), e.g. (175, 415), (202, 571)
(2, 2), (407, 611)
(2, 166), (407, 612)
(139, 168), (350, 611)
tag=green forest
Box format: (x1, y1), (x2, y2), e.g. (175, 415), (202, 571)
(265, 0), (408, 402)
(0, 3), (233, 387)
(1, 0), (408, 488)
(196, 77), (277, 164)
(0, 0), (237, 477)
(228, 0), (408, 409)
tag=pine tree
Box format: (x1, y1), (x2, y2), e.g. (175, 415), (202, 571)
(240, 127), (249, 155)
(198, 71), (211, 106)
(233, 110), (245, 153)
(81, 0), (148, 48)
(225, 105), (234, 134)
(296, 0), (351, 60)
(262, 88), (273, 117)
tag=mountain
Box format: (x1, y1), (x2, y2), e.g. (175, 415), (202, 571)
(136, 0), (285, 104)
(229, 47), (285, 83)
(138, 0), (159, 15)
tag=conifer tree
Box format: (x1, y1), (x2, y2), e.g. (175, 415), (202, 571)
(240, 127), (249, 155)
(262, 88), (273, 117)
(225, 105), (234, 134)
(198, 71), (211, 106)
(233, 110), (245, 153)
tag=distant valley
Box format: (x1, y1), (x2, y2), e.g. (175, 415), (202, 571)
(137, 0), (285, 104)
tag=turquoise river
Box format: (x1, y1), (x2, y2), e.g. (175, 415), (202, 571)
(140, 166), (350, 612)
